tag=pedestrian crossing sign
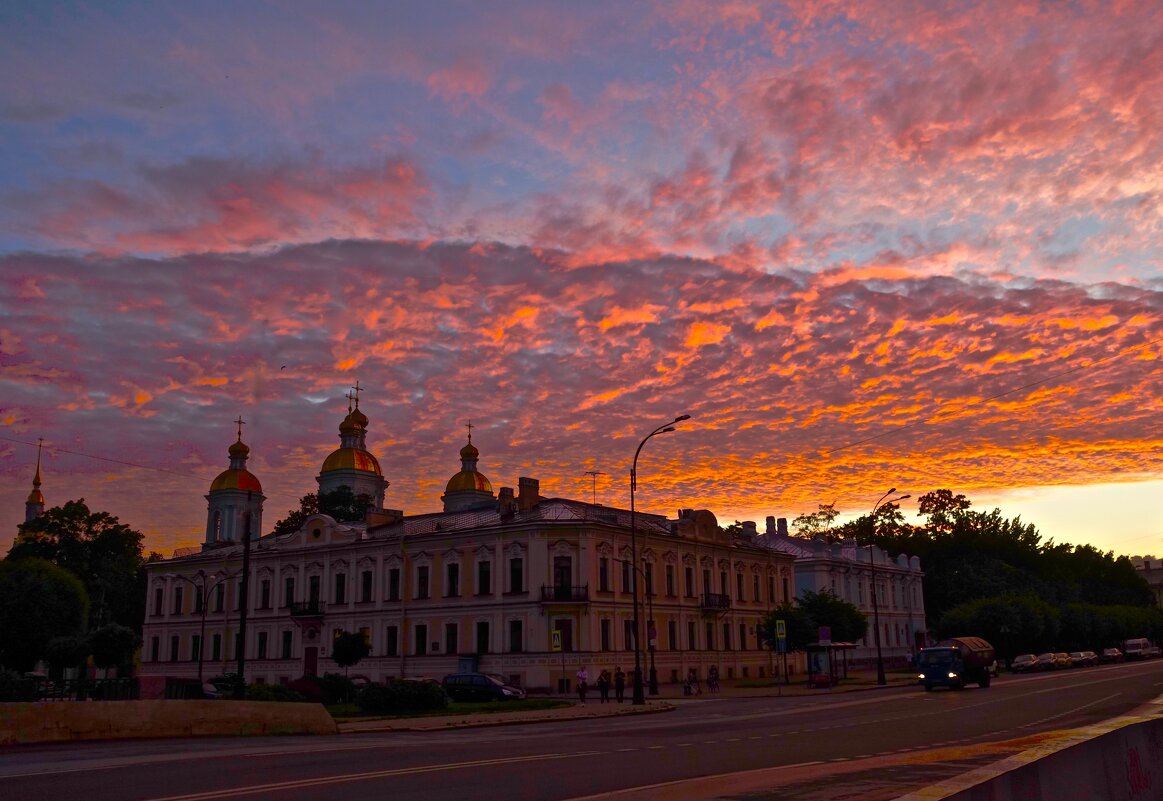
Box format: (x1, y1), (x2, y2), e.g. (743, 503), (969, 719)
(551, 629), (562, 652)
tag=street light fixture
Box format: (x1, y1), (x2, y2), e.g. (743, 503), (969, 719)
(166, 569), (240, 681)
(868, 488), (910, 686)
(630, 414), (691, 704)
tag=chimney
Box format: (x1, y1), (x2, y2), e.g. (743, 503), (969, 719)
(765, 516), (777, 536)
(777, 517), (788, 537)
(678, 508), (693, 519)
(517, 477), (540, 512)
(742, 521), (758, 539)
(497, 487), (516, 516)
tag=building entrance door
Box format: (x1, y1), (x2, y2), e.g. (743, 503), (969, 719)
(304, 646), (318, 676)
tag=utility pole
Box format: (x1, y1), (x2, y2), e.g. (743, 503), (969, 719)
(235, 490), (253, 698)
(583, 470), (605, 505)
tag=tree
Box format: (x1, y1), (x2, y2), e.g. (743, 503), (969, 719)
(796, 590), (868, 643)
(271, 487), (374, 536)
(759, 603), (814, 652)
(45, 634), (89, 677)
(89, 623), (138, 671)
(331, 630), (370, 677)
(791, 504), (839, 539)
(9, 499), (145, 631)
(0, 558), (89, 672)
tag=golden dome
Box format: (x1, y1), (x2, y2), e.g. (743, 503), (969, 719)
(210, 468), (263, 493)
(26, 488), (45, 505)
(350, 406), (368, 428)
(460, 440), (479, 459)
(228, 439), (250, 458)
(445, 470), (493, 494)
(321, 447), (383, 476)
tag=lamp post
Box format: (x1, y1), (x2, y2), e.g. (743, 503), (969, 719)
(630, 414), (691, 705)
(167, 569), (239, 681)
(868, 488), (909, 686)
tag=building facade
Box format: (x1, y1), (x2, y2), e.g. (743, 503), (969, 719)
(140, 401), (799, 691)
(758, 517), (927, 664)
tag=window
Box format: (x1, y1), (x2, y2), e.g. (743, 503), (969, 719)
(736, 572), (745, 601)
(360, 571), (373, 603)
(684, 566), (694, 597)
(782, 577), (789, 603)
(508, 557), (523, 593)
(720, 571), (728, 596)
(191, 635), (201, 662)
(284, 576), (294, 607)
(665, 564), (676, 597)
(154, 587), (163, 616)
(477, 561), (491, 595)
(702, 569), (711, 596)
(598, 557), (610, 592)
(417, 566), (430, 599)
(194, 586), (204, 614)
(257, 631), (268, 660)
(668, 621), (677, 650)
(445, 623), (458, 655)
(446, 563), (460, 597)
(414, 624), (427, 655)
(476, 621), (489, 654)
(739, 622), (747, 651)
(169, 635), (179, 661)
(624, 619), (635, 650)
(385, 625), (399, 657)
(644, 563), (654, 596)
(172, 586), (184, 615)
(308, 575), (321, 604)
(334, 573), (346, 604)
(622, 560), (632, 593)
(509, 620), (523, 653)
(687, 620), (697, 651)
(767, 575), (775, 603)
(281, 630), (293, 659)
(212, 633), (222, 661)
(723, 622), (732, 651)
(705, 621), (714, 650)
(260, 579), (271, 610)
(388, 568), (400, 601)
(752, 574), (760, 602)
(600, 619), (611, 651)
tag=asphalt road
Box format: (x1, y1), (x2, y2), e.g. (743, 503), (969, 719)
(4, 660), (1162, 801)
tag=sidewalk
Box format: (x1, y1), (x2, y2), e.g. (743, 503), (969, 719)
(336, 669), (917, 733)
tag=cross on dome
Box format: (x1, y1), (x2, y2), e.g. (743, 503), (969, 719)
(234, 416), (245, 441)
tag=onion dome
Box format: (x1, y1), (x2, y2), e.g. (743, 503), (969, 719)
(321, 447), (383, 475)
(460, 440), (479, 460)
(228, 439), (250, 459)
(210, 467), (263, 492)
(445, 467), (493, 494)
(442, 430), (494, 512)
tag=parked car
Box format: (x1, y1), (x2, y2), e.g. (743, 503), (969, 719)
(1145, 646), (1163, 659)
(1011, 654), (1038, 673)
(1100, 648), (1123, 663)
(1069, 651), (1098, 668)
(442, 673), (527, 702)
(1053, 653), (1072, 669)
(1034, 653), (1057, 671)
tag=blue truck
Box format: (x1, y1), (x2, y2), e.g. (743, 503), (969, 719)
(917, 637), (996, 691)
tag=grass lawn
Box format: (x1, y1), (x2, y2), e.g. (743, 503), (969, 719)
(328, 697), (571, 721)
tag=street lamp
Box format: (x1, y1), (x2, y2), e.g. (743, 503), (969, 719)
(868, 488), (910, 686)
(167, 569), (239, 681)
(630, 414), (691, 704)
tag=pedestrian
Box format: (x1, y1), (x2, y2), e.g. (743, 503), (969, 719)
(576, 666), (589, 705)
(614, 666), (626, 703)
(708, 665), (720, 693)
(597, 669), (611, 703)
(686, 667), (701, 695)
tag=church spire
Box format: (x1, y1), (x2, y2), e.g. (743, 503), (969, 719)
(25, 438), (45, 522)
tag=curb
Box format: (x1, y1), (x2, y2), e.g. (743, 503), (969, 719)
(337, 702), (675, 733)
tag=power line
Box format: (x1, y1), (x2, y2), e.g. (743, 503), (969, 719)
(0, 434), (205, 479)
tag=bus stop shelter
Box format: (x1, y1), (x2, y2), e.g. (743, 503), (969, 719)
(805, 642), (857, 688)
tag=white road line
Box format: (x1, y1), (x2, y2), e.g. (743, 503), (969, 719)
(1020, 692), (1121, 728)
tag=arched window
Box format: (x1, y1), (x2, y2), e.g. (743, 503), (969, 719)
(212, 511), (222, 541)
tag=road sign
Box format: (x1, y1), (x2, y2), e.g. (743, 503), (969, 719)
(818, 625), (831, 646)
(551, 629), (562, 652)
(776, 619), (787, 639)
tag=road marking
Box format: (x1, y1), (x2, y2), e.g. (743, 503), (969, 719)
(558, 761), (825, 801)
(1020, 693), (1121, 729)
(647, 746), (664, 750)
(677, 743), (694, 747)
(615, 748), (637, 752)
(726, 738), (742, 742)
(143, 751), (602, 801)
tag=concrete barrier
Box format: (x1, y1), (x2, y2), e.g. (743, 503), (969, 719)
(894, 697), (1163, 801)
(0, 700), (338, 745)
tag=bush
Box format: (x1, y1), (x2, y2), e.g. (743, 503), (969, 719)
(286, 676), (323, 702)
(356, 680), (449, 715)
(0, 669), (37, 702)
(318, 672), (355, 705)
(207, 672), (246, 697)
(246, 683), (307, 703)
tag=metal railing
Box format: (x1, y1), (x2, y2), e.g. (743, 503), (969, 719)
(288, 600), (326, 617)
(539, 584), (590, 602)
(700, 592), (731, 610)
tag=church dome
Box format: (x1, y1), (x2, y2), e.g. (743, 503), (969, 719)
(210, 468), (263, 493)
(228, 439), (250, 458)
(445, 469), (493, 494)
(321, 447), (383, 476)
(460, 440), (479, 459)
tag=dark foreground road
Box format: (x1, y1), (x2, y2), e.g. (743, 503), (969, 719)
(3, 660), (1161, 801)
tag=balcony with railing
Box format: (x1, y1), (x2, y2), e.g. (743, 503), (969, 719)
(288, 600), (325, 618)
(700, 592), (731, 611)
(540, 584), (590, 603)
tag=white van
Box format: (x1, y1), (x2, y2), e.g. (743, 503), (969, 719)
(1123, 638), (1151, 660)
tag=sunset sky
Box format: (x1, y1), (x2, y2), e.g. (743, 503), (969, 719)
(1, 1), (1160, 559)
